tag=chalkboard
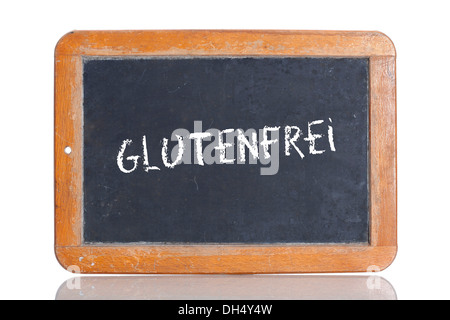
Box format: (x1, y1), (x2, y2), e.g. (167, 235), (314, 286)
(55, 30), (397, 273)
(83, 57), (369, 244)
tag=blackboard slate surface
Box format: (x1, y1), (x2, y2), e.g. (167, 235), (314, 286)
(82, 57), (369, 244)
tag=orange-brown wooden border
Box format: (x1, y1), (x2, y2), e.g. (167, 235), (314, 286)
(55, 30), (397, 273)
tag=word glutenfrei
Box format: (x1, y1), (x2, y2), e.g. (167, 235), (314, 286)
(117, 119), (336, 176)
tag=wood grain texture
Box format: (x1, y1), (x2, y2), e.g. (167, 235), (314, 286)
(54, 54), (82, 246)
(369, 56), (397, 247)
(55, 245), (397, 274)
(55, 30), (396, 57)
(54, 30), (397, 273)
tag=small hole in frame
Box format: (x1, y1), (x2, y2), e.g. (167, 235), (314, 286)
(64, 146), (72, 155)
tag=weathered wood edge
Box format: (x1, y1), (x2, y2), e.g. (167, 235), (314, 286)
(55, 245), (397, 274)
(55, 30), (396, 57)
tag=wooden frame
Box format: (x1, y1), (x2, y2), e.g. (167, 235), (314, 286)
(55, 30), (396, 273)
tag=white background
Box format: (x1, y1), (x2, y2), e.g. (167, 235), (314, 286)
(1, 0), (449, 300)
